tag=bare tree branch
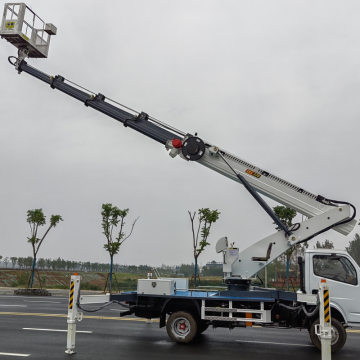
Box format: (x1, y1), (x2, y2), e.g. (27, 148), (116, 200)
(35, 224), (53, 256)
(121, 217), (140, 244)
(119, 217), (125, 243)
(188, 211), (196, 251)
(110, 224), (114, 243)
(196, 218), (201, 250)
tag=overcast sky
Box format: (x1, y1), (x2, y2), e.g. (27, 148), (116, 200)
(0, 0), (359, 268)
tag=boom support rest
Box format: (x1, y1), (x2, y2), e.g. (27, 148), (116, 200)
(252, 243), (273, 262)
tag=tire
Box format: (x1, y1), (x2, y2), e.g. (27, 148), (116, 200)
(309, 318), (347, 353)
(166, 311), (198, 343)
(197, 321), (209, 335)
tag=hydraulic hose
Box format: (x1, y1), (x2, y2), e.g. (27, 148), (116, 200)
(76, 300), (130, 313)
(272, 298), (320, 318)
(298, 199), (356, 244)
(8, 56), (17, 66)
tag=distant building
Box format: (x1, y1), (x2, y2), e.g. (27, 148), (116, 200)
(205, 262), (222, 268)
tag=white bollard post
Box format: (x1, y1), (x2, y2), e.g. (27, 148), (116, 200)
(315, 279), (331, 360)
(65, 273), (82, 354)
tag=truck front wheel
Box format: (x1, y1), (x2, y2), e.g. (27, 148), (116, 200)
(309, 318), (347, 352)
(166, 311), (198, 343)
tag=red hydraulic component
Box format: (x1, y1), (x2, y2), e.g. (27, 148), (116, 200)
(172, 138), (182, 149)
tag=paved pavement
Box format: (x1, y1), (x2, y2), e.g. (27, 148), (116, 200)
(0, 287), (100, 296)
(0, 294), (359, 359)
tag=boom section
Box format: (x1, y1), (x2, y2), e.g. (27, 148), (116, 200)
(17, 61), (182, 145)
(169, 140), (355, 236)
(14, 60), (356, 236)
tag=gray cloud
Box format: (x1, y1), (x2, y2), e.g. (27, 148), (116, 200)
(0, 0), (359, 267)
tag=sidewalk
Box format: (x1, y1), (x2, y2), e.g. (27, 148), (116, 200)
(0, 287), (102, 296)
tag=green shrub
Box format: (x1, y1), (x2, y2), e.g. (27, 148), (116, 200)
(16, 272), (30, 286)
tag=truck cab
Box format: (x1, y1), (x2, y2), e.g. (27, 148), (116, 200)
(305, 249), (360, 327)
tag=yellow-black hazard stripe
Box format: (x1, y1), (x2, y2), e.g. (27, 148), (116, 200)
(69, 281), (74, 310)
(324, 289), (330, 323)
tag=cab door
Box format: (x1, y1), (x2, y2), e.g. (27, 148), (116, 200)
(309, 253), (360, 324)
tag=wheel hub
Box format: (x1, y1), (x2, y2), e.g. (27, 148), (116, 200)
(317, 325), (339, 346)
(172, 317), (191, 338)
(330, 325), (340, 345)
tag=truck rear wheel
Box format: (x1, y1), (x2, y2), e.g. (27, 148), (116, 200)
(166, 311), (198, 343)
(309, 318), (347, 353)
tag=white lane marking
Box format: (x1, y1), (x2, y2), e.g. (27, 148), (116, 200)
(23, 328), (92, 333)
(109, 309), (128, 311)
(0, 352), (30, 357)
(0, 305), (27, 307)
(23, 301), (61, 303)
(235, 340), (314, 347)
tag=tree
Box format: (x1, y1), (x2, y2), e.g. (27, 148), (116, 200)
(188, 208), (220, 288)
(273, 206), (297, 291)
(3, 257), (9, 268)
(273, 206), (297, 230)
(17, 257), (24, 269)
(202, 261), (223, 276)
(45, 258), (52, 270)
(27, 209), (63, 288)
(346, 233), (360, 266)
(314, 239), (334, 249)
(179, 263), (199, 277)
(101, 203), (139, 292)
(51, 259), (57, 270)
(10, 257), (17, 269)
(24, 256), (33, 269)
(0, 255), (2, 265)
(37, 258), (46, 269)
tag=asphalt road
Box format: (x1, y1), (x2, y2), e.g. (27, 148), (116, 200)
(0, 295), (359, 359)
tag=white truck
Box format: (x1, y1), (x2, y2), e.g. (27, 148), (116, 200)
(1, 2), (359, 354)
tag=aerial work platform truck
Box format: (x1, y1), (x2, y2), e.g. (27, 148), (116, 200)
(1, 3), (359, 357)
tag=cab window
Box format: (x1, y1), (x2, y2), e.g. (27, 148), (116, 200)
(313, 255), (358, 285)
